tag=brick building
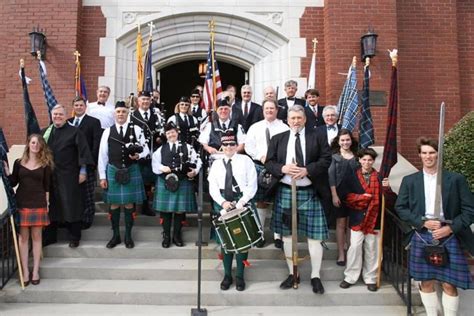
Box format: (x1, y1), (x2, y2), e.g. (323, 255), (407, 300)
(1, 0), (473, 167)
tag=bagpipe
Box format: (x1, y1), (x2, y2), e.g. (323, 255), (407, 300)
(164, 142), (200, 192)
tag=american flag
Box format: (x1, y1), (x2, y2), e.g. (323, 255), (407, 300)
(202, 41), (222, 113)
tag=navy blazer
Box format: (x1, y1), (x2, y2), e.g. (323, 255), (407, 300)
(304, 104), (325, 130)
(277, 97), (305, 122)
(395, 170), (474, 255)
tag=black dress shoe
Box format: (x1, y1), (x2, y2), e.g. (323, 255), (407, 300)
(339, 280), (353, 289)
(256, 239), (266, 248)
(106, 236), (121, 249)
(173, 235), (184, 247)
(81, 222), (92, 230)
(279, 274), (300, 289)
(311, 277), (325, 294)
(236, 277), (246, 291)
(162, 234), (171, 248)
(367, 283), (378, 292)
(125, 237), (135, 249)
(274, 238), (283, 249)
(31, 278), (41, 286)
(336, 260), (346, 266)
(69, 240), (80, 248)
(141, 204), (156, 217)
(220, 275), (233, 290)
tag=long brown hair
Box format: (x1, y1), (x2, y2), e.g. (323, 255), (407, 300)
(21, 134), (54, 169)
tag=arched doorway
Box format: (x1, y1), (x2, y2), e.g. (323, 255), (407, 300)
(158, 60), (247, 117)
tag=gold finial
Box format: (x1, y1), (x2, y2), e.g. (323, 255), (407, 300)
(137, 21), (141, 33)
(352, 56), (357, 67)
(37, 50), (42, 60)
(20, 58), (25, 68)
(73, 50), (81, 64)
(147, 21), (154, 37)
(209, 18), (215, 33)
(312, 38), (318, 53)
(388, 49), (398, 66)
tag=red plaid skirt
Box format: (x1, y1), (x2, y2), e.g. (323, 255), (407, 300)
(18, 207), (50, 227)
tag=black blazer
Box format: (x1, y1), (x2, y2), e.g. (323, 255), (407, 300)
(233, 100), (264, 132)
(315, 124), (342, 146)
(304, 105), (325, 130)
(265, 129), (332, 196)
(68, 114), (102, 164)
(277, 97), (305, 121)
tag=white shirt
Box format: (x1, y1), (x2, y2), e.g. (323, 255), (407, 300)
(191, 104), (207, 123)
(208, 153), (257, 207)
(245, 119), (289, 161)
(198, 119), (246, 147)
(98, 122), (149, 179)
(151, 142), (202, 175)
(423, 171), (444, 219)
(325, 124), (339, 145)
(138, 108), (151, 121)
(286, 98), (295, 107)
(87, 101), (115, 129)
(167, 113), (199, 126)
(70, 113), (86, 127)
(281, 128), (312, 186)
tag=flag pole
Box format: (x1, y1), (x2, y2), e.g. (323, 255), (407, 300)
(209, 19), (217, 112)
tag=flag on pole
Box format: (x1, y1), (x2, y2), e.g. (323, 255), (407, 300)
(20, 63), (41, 136)
(337, 58), (359, 132)
(136, 26), (144, 93)
(359, 61), (374, 148)
(143, 32), (153, 93)
(307, 38), (318, 90)
(202, 24), (223, 113)
(74, 51), (88, 101)
(379, 50), (399, 179)
(39, 60), (58, 115)
(0, 128), (17, 216)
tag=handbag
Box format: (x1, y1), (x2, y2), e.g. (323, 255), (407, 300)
(164, 173), (180, 192)
(416, 231), (453, 268)
(114, 167), (130, 185)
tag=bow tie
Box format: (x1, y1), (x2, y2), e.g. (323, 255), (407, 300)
(287, 97), (295, 101)
(97, 102), (105, 105)
(327, 125), (336, 131)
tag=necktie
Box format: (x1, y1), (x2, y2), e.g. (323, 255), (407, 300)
(265, 127), (271, 146)
(295, 132), (304, 167)
(244, 102), (248, 117)
(144, 111), (148, 121)
(313, 106), (318, 116)
(98, 102), (105, 105)
(222, 122), (227, 131)
(287, 97), (295, 101)
(193, 106), (198, 115)
(171, 143), (177, 154)
(224, 159), (234, 202)
(119, 126), (124, 139)
(185, 115), (189, 126)
(74, 118), (80, 127)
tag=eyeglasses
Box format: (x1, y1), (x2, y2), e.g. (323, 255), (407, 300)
(191, 95), (200, 98)
(221, 142), (237, 147)
(180, 103), (190, 106)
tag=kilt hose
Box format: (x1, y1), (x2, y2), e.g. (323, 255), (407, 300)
(410, 230), (474, 289)
(153, 176), (197, 213)
(81, 169), (97, 226)
(104, 164), (146, 205)
(272, 184), (328, 241)
(17, 207), (50, 227)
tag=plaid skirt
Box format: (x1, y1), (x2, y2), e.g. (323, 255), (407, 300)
(272, 184), (328, 240)
(153, 176), (197, 213)
(409, 231), (474, 289)
(104, 164), (146, 205)
(17, 207), (50, 227)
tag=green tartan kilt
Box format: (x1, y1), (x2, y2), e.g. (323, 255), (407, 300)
(104, 164), (146, 205)
(139, 159), (157, 184)
(271, 184), (328, 240)
(153, 176), (197, 213)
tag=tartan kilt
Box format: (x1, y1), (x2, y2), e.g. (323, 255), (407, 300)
(82, 169), (96, 225)
(272, 184), (328, 240)
(104, 164), (146, 205)
(139, 159), (156, 185)
(409, 231), (474, 289)
(153, 176), (197, 213)
(254, 163), (272, 203)
(17, 208), (50, 227)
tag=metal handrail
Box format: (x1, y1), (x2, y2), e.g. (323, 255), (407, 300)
(0, 211), (17, 289)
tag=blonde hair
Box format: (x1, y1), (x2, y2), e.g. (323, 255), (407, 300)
(21, 134), (54, 169)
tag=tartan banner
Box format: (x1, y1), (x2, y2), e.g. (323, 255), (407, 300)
(337, 62), (359, 132)
(359, 64), (374, 148)
(20, 66), (41, 136)
(0, 128), (16, 216)
(39, 60), (58, 116)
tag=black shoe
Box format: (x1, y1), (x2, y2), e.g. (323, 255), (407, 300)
(69, 240), (80, 248)
(311, 277), (325, 294)
(162, 233), (171, 248)
(274, 238), (283, 249)
(141, 203), (155, 216)
(336, 260), (346, 266)
(220, 275), (233, 290)
(125, 237), (135, 249)
(367, 283), (378, 292)
(339, 280), (353, 289)
(106, 236), (121, 249)
(173, 234), (184, 247)
(236, 277), (246, 291)
(256, 239), (266, 248)
(279, 274), (300, 289)
(81, 222), (92, 230)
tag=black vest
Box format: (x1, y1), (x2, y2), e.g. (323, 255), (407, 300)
(108, 125), (137, 168)
(175, 113), (197, 145)
(161, 142), (189, 177)
(208, 119), (238, 150)
(192, 106), (204, 126)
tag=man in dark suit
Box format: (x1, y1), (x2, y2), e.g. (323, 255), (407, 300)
(315, 105), (341, 146)
(69, 96), (103, 229)
(265, 104), (332, 294)
(304, 89), (325, 130)
(233, 85), (263, 132)
(277, 80), (305, 122)
(396, 137), (474, 316)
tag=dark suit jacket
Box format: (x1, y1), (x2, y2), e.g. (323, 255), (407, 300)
(277, 97), (305, 121)
(68, 114), (102, 165)
(304, 104), (325, 130)
(315, 124), (342, 146)
(395, 170), (474, 255)
(265, 129), (332, 197)
(233, 100), (263, 132)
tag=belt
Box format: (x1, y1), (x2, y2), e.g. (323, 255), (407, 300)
(281, 183), (313, 190)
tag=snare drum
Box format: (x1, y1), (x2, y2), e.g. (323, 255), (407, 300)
(213, 206), (264, 253)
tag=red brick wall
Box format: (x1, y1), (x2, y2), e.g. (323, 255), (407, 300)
(457, 0), (474, 116)
(0, 0), (82, 145)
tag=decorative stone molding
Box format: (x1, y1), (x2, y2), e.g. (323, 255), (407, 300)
(122, 11), (161, 26)
(248, 11), (284, 26)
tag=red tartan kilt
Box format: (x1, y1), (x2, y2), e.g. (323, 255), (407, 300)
(17, 208), (50, 227)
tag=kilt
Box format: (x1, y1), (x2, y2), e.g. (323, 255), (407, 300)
(82, 169), (96, 225)
(153, 176), (197, 213)
(409, 231), (474, 289)
(139, 159), (156, 185)
(272, 184), (328, 240)
(254, 163), (272, 203)
(17, 207), (50, 227)
(104, 164), (146, 205)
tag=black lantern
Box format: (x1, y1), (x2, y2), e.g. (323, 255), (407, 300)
(29, 27), (46, 59)
(360, 28), (378, 61)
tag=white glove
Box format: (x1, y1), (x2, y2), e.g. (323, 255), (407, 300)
(220, 209), (227, 216)
(235, 200), (245, 209)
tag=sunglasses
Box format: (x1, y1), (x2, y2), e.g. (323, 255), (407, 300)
(191, 95), (200, 98)
(221, 142), (237, 147)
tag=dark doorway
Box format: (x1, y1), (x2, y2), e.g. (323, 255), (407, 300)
(158, 60), (246, 118)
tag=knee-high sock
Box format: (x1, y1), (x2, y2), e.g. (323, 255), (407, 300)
(442, 292), (459, 316)
(161, 212), (172, 237)
(123, 207), (135, 240)
(256, 208), (267, 229)
(235, 252), (248, 279)
(308, 238), (323, 279)
(419, 289), (439, 316)
(109, 208), (121, 238)
(282, 236), (293, 274)
(221, 248), (234, 277)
